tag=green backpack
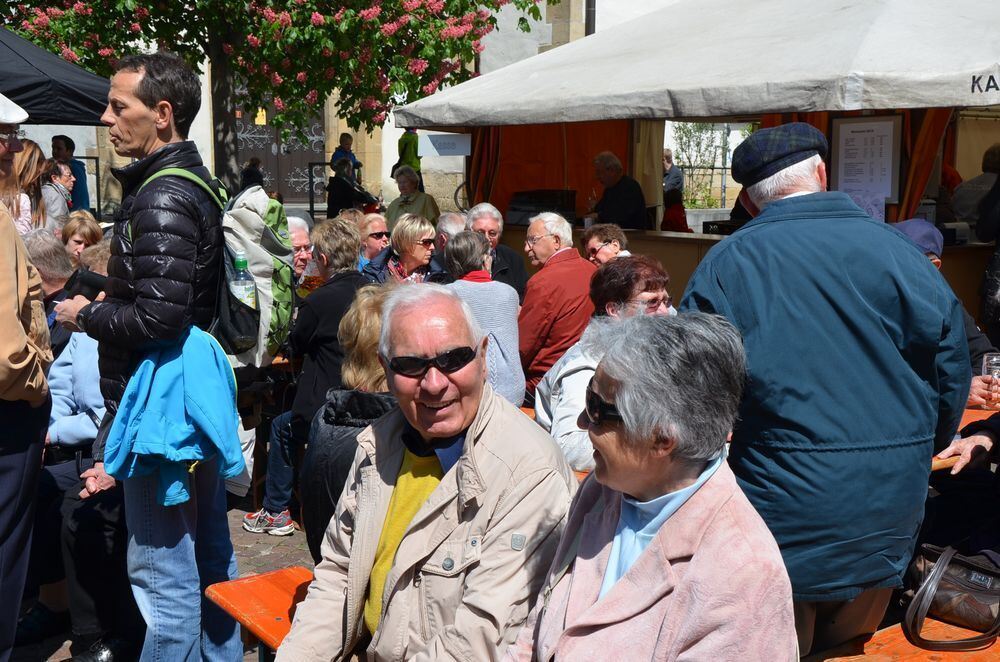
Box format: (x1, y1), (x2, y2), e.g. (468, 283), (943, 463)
(139, 168), (294, 368)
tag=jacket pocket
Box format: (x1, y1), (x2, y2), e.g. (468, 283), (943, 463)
(417, 537), (482, 636)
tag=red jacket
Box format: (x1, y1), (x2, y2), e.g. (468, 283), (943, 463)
(518, 249), (596, 394)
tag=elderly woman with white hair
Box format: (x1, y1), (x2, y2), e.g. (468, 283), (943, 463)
(386, 165), (440, 228)
(362, 213), (446, 284)
(507, 313), (797, 661)
(357, 213), (390, 272)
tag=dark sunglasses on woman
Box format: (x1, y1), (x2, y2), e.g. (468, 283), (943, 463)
(585, 376), (624, 426)
(388, 346), (478, 377)
(368, 231), (390, 240)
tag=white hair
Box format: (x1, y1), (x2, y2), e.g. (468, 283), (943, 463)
(529, 212), (573, 245)
(466, 202), (504, 233)
(287, 215), (310, 235)
(378, 283), (485, 359)
(746, 154), (823, 208)
(436, 212), (466, 240)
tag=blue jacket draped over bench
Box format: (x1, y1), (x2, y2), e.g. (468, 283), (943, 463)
(104, 326), (244, 505)
(681, 192), (970, 601)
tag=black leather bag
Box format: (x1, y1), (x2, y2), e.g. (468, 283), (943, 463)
(903, 544), (1000, 651)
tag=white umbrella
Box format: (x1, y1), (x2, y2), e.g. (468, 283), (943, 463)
(396, 0), (1000, 128)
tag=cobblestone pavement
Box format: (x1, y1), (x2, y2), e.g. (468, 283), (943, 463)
(14, 498), (315, 661)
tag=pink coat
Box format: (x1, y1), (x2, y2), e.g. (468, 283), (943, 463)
(506, 462), (798, 661)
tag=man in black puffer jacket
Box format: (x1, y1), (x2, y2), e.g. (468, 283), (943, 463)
(55, 52), (241, 661)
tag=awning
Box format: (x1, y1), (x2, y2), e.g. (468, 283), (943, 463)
(396, 0), (1000, 129)
(0, 27), (110, 126)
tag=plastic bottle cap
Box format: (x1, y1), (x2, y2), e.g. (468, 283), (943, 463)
(234, 254), (248, 270)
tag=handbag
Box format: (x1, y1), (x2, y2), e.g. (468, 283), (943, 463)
(903, 543), (1000, 651)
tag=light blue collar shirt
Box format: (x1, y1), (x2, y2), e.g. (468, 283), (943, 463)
(599, 449), (726, 599)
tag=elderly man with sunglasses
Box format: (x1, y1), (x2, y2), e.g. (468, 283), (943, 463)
(278, 284), (577, 662)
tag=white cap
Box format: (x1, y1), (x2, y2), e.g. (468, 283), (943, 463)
(0, 92), (28, 124)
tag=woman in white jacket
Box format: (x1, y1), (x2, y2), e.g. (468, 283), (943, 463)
(534, 254), (674, 471)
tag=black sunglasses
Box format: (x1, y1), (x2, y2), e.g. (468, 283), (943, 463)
(585, 377), (624, 426)
(388, 346), (478, 377)
(369, 231), (390, 240)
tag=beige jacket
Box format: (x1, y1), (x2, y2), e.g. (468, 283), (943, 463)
(1, 202), (51, 405)
(278, 385), (577, 661)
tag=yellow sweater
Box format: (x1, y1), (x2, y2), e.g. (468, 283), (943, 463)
(364, 449), (442, 635)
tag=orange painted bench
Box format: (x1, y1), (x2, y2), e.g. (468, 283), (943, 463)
(206, 566), (312, 655)
(813, 619), (997, 660)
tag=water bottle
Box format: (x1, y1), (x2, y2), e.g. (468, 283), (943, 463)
(231, 251), (257, 309)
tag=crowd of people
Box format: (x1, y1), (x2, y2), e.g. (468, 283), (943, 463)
(4, 49), (1000, 662)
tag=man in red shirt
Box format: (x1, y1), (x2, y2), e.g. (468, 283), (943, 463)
(518, 212), (596, 404)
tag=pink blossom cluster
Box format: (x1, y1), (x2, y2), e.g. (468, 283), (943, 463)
(295, 71), (307, 83)
(272, 72), (283, 85)
(360, 97), (378, 110)
(222, 43), (234, 54)
(359, 5), (381, 21)
(402, 0), (421, 11)
(129, 22), (141, 33)
(135, 6), (150, 19)
(373, 111), (387, 124)
(274, 97), (285, 111)
(261, 7), (277, 22)
(407, 58), (428, 75)
(324, 66), (336, 79)
(321, 47), (332, 57)
(381, 15), (410, 37)
(424, 0), (445, 14)
(310, 12), (324, 26)
(305, 89), (318, 104)
(278, 11), (292, 27)
(247, 34), (261, 48)
(98, 47), (114, 57)
(333, 8), (346, 21)
(45, 7), (64, 18)
(60, 46), (79, 62)
(358, 45), (372, 65)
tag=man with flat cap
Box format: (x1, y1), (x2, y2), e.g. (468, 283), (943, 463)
(681, 122), (970, 655)
(0, 93), (53, 661)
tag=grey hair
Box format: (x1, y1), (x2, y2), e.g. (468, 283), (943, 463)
(22, 228), (74, 281)
(393, 164), (420, 186)
(436, 212), (466, 240)
(584, 312), (746, 460)
(379, 283), (485, 359)
(593, 151), (623, 172)
(444, 231), (490, 278)
(528, 212), (573, 245)
(746, 154), (823, 208)
(466, 202), (504, 234)
(287, 215), (310, 235)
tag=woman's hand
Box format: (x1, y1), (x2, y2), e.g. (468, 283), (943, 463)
(79, 461), (116, 499)
(936, 433), (996, 475)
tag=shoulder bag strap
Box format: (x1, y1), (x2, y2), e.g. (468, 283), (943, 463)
(904, 546), (1000, 651)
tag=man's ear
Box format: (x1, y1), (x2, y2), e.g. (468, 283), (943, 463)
(318, 253), (330, 269)
(817, 160), (829, 191)
(154, 100), (174, 133)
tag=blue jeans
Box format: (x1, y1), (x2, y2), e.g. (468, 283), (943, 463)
(263, 410), (297, 514)
(124, 456), (241, 662)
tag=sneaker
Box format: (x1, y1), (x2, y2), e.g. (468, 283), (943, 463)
(242, 508), (294, 535)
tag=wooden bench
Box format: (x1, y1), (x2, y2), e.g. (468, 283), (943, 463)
(206, 566), (312, 659)
(812, 619), (997, 660)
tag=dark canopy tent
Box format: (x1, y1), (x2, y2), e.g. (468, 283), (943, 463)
(0, 27), (109, 125)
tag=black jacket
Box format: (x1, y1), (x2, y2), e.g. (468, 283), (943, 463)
(492, 243), (529, 303)
(288, 270), (368, 441)
(80, 142), (224, 458)
(300, 389), (397, 563)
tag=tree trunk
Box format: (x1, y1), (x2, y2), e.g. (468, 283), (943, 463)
(208, 41), (240, 192)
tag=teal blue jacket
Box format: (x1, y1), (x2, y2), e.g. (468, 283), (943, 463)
(681, 192), (970, 600)
(104, 326), (244, 505)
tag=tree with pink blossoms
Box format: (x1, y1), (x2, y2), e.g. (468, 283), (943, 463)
(2, 0), (548, 186)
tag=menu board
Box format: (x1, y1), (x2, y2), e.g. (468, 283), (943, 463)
(831, 116), (903, 220)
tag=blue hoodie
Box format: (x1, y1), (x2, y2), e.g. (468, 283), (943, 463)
(104, 326), (245, 505)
